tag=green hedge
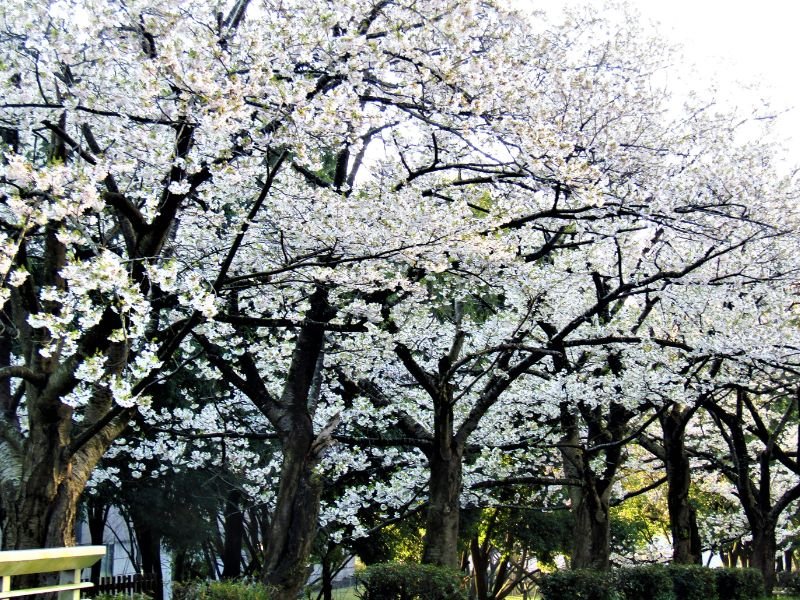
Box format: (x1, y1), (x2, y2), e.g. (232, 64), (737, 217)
(715, 568), (765, 600)
(616, 565), (674, 600)
(777, 569), (800, 593)
(538, 565), (764, 600)
(538, 569), (620, 600)
(667, 565), (717, 600)
(172, 580), (271, 600)
(355, 563), (467, 600)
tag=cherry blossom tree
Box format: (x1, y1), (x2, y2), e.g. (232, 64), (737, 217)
(1, 1), (798, 598)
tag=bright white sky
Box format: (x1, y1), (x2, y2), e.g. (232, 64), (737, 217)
(511, 0), (800, 165)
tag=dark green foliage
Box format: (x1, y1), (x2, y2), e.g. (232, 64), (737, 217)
(172, 580), (271, 600)
(715, 568), (765, 600)
(355, 563), (467, 600)
(504, 510), (573, 567)
(616, 565), (675, 600)
(537, 570), (620, 600)
(666, 566), (717, 600)
(94, 595), (152, 600)
(539, 566), (764, 600)
(777, 569), (800, 593)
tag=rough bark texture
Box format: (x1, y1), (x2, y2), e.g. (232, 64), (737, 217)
(661, 406), (702, 564)
(751, 523), (777, 594)
(422, 442), (463, 568)
(561, 399), (628, 571)
(263, 431), (323, 599)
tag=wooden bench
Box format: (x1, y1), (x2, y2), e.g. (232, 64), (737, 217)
(0, 546), (106, 599)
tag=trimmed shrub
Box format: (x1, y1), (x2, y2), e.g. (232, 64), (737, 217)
(616, 565), (675, 600)
(355, 563), (467, 600)
(538, 569), (621, 600)
(715, 568), (765, 600)
(667, 566), (717, 600)
(777, 569), (800, 593)
(172, 580), (271, 600)
(93, 595), (152, 600)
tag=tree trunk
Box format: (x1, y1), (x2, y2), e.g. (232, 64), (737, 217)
(3, 448), (81, 549)
(222, 489), (244, 579)
(751, 523), (776, 595)
(130, 504), (164, 600)
(321, 552), (333, 600)
(568, 480), (611, 570)
(87, 497), (108, 583)
(421, 383), (462, 570)
(263, 435), (322, 600)
(560, 414), (611, 570)
(661, 406), (702, 564)
(470, 535), (490, 600)
(422, 449), (463, 568)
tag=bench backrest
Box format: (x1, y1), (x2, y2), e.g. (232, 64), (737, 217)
(0, 546), (106, 599)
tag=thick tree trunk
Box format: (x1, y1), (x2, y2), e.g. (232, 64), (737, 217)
(569, 481), (611, 570)
(259, 288), (334, 600)
(422, 450), (463, 568)
(263, 436), (322, 600)
(222, 489), (244, 579)
(3, 436), (82, 550)
(421, 384), (463, 570)
(751, 523), (776, 595)
(561, 416), (610, 570)
(661, 406), (702, 564)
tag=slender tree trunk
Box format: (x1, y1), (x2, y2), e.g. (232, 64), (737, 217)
(87, 497), (108, 583)
(470, 535), (490, 600)
(321, 552), (333, 600)
(222, 489), (243, 579)
(661, 406), (702, 564)
(131, 504), (164, 600)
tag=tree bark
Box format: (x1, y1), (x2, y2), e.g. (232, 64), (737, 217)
(568, 478), (611, 570)
(263, 431), (322, 599)
(561, 413), (612, 570)
(661, 405), (702, 564)
(751, 522), (776, 595)
(422, 444), (463, 568)
(470, 535), (490, 600)
(87, 496), (108, 583)
(202, 285), (336, 600)
(222, 489), (244, 579)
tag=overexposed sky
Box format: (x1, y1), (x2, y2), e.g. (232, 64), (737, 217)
(631, 0), (800, 160)
(511, 0), (800, 164)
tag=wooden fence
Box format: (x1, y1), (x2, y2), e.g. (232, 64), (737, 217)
(82, 573), (163, 599)
(0, 546), (105, 600)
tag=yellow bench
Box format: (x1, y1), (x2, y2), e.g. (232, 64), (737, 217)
(0, 546), (106, 599)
